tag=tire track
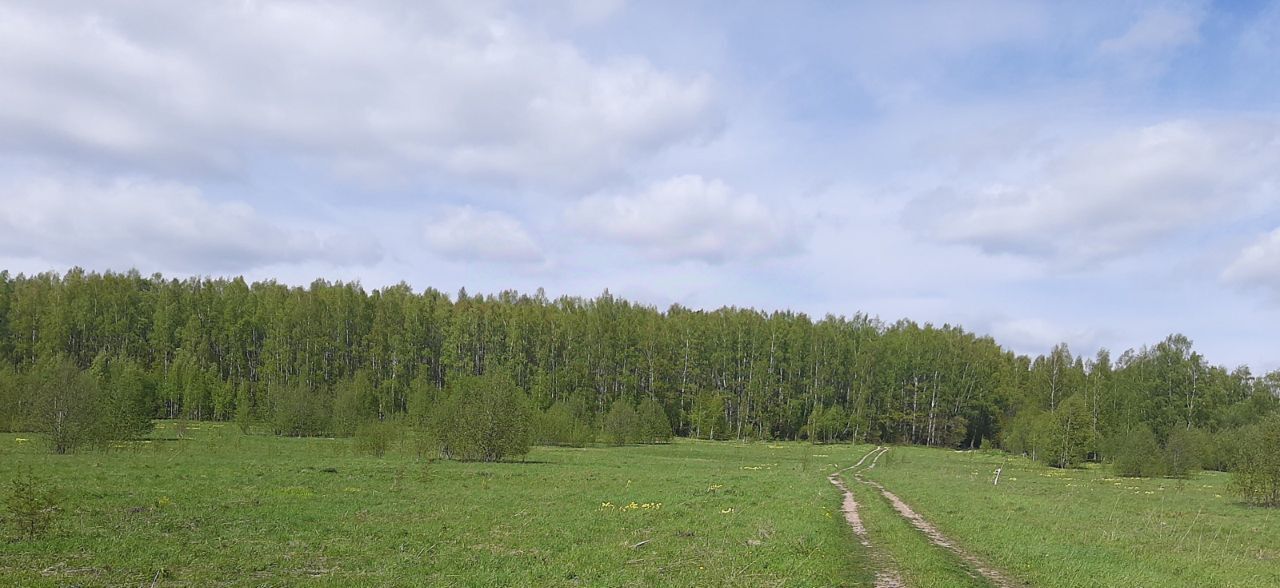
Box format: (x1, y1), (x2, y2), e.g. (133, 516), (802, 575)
(829, 447), (904, 588)
(854, 448), (1018, 588)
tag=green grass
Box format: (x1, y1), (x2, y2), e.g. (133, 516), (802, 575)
(842, 467), (991, 588)
(9, 429), (1273, 587)
(862, 446), (1280, 588)
(0, 423), (873, 587)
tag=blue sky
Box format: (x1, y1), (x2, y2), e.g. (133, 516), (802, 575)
(1, 0), (1279, 371)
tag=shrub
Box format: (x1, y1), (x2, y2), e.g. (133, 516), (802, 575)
(0, 366), (21, 432)
(4, 472), (60, 539)
(1230, 415), (1280, 507)
(332, 371), (378, 437)
(637, 397), (672, 443)
(270, 383), (331, 437)
(1163, 427), (1207, 479)
(28, 355), (99, 454)
(602, 398), (640, 445)
(432, 370), (532, 462)
(1109, 426), (1164, 477)
(536, 402), (593, 447)
(353, 419), (398, 457)
(1044, 394), (1095, 468)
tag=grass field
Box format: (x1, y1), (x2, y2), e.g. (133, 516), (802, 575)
(853, 446), (1280, 588)
(0, 423), (872, 587)
(5, 427), (1279, 587)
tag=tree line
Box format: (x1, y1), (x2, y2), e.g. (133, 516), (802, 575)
(0, 269), (1276, 479)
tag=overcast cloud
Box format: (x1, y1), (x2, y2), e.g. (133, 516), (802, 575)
(1, 0), (1278, 371)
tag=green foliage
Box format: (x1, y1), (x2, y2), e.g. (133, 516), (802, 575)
(432, 370), (532, 462)
(90, 353), (156, 440)
(637, 397), (672, 443)
(1163, 427), (1207, 478)
(270, 383), (331, 437)
(234, 383), (254, 434)
(602, 398), (640, 445)
(1230, 415), (1280, 506)
(1044, 394), (1096, 468)
(535, 401), (593, 447)
(1004, 409), (1051, 462)
(0, 269), (1275, 455)
(3, 471), (60, 539)
(1109, 426), (1164, 478)
(332, 370), (378, 436)
(690, 391), (726, 440)
(28, 354), (100, 453)
(0, 366), (21, 432)
(352, 419), (398, 457)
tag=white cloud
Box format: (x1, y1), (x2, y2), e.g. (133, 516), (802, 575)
(987, 317), (1103, 356)
(568, 174), (803, 263)
(0, 1), (716, 186)
(1096, 4), (1205, 80)
(1098, 5), (1203, 57)
(423, 207), (542, 263)
(0, 175), (376, 272)
(914, 119), (1280, 264)
(1223, 228), (1280, 298)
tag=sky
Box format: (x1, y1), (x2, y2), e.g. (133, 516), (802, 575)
(1, 0), (1279, 371)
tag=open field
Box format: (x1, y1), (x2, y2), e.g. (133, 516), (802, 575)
(1, 424), (871, 587)
(848, 446), (1280, 588)
(5, 427), (1279, 587)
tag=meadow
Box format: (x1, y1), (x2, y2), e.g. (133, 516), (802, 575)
(1, 424), (872, 587)
(4, 427), (1279, 587)
(846, 446), (1280, 587)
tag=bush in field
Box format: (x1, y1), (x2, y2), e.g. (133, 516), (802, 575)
(432, 370), (532, 462)
(270, 383), (331, 437)
(637, 397), (672, 443)
(0, 366), (22, 432)
(1109, 426), (1164, 477)
(603, 398), (641, 445)
(27, 355), (100, 454)
(3, 472), (60, 539)
(536, 401), (593, 447)
(1044, 394), (1095, 468)
(89, 353), (156, 441)
(1163, 427), (1208, 478)
(353, 419), (398, 457)
(332, 371), (378, 436)
(1230, 415), (1280, 507)
(1003, 409), (1051, 462)
(235, 383), (255, 434)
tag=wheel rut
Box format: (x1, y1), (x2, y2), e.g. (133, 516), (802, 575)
(828, 447), (905, 588)
(835, 447), (1018, 588)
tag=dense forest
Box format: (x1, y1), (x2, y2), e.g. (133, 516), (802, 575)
(0, 269), (1277, 464)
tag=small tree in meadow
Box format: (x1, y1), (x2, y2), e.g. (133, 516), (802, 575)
(603, 398), (640, 445)
(28, 355), (100, 454)
(4, 472), (60, 539)
(637, 397), (672, 443)
(536, 401), (593, 447)
(1109, 426), (1164, 477)
(432, 369), (532, 462)
(1231, 415), (1280, 506)
(1163, 427), (1207, 479)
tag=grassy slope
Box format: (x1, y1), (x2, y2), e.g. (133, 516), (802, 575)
(1, 424), (872, 587)
(863, 446), (1280, 588)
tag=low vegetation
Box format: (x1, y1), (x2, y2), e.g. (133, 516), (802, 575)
(0, 425), (868, 586)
